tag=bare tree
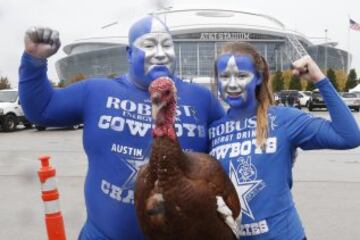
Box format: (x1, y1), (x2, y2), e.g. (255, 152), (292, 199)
(0, 76), (11, 90)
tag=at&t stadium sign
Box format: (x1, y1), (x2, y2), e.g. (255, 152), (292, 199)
(200, 32), (251, 41)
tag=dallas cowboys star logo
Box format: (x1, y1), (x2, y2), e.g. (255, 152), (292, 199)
(118, 144), (151, 189)
(229, 158), (265, 220)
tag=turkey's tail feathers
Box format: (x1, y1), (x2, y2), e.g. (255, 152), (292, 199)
(216, 196), (241, 239)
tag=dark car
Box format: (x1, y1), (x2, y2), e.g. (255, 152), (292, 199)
(274, 92), (280, 104)
(308, 91), (326, 111)
(276, 90), (301, 109)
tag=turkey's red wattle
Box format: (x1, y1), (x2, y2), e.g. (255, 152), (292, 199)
(152, 125), (176, 141)
(152, 99), (176, 141)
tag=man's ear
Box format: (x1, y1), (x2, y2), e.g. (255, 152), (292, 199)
(126, 46), (132, 63)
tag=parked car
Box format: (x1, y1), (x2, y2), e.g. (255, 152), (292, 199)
(276, 90), (301, 109)
(274, 92), (280, 105)
(298, 91), (312, 107)
(0, 89), (33, 131)
(340, 92), (360, 112)
(35, 124), (83, 131)
(308, 91), (326, 111)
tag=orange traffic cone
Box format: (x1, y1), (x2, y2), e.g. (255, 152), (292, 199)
(37, 155), (67, 240)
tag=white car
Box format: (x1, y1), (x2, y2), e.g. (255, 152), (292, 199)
(340, 92), (360, 112)
(298, 91), (311, 107)
(0, 89), (33, 131)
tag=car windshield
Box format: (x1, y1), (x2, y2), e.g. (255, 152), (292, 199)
(0, 91), (18, 102)
(313, 93), (322, 98)
(342, 93), (357, 98)
(280, 91), (298, 96)
(303, 92), (312, 96)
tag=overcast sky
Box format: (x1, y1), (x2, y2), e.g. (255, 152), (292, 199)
(1, 0), (360, 87)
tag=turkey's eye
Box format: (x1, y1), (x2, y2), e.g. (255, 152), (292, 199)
(164, 90), (170, 96)
(151, 92), (161, 104)
(153, 98), (160, 105)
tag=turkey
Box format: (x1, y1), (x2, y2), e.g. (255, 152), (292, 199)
(134, 77), (241, 240)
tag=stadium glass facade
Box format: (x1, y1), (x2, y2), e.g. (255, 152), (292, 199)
(55, 12), (350, 87)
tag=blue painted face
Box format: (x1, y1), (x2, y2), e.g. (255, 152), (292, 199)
(127, 16), (176, 90)
(216, 54), (262, 108)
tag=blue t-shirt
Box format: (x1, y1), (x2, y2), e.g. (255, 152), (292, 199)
(19, 53), (225, 240)
(209, 79), (360, 240)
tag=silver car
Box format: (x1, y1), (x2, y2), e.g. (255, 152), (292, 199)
(341, 92), (360, 112)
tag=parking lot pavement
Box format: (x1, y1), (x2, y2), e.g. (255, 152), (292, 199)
(0, 111), (359, 239)
(0, 128), (87, 240)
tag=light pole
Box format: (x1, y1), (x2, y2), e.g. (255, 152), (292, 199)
(163, 6), (173, 24)
(152, 0), (172, 24)
(324, 29), (328, 71)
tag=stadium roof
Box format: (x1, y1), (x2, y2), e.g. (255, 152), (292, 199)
(63, 8), (312, 55)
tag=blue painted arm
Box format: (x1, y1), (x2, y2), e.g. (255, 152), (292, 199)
(286, 78), (360, 150)
(19, 52), (86, 126)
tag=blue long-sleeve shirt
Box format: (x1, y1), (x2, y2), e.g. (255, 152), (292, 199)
(19, 52), (225, 240)
(209, 78), (360, 240)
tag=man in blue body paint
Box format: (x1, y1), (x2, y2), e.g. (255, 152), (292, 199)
(19, 16), (224, 239)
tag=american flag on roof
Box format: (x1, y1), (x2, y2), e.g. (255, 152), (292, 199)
(350, 18), (360, 31)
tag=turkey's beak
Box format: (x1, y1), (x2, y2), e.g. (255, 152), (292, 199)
(151, 93), (166, 120)
(152, 102), (166, 120)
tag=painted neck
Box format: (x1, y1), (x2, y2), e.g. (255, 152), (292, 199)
(228, 99), (258, 120)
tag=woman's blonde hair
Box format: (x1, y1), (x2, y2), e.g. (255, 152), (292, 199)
(216, 42), (274, 148)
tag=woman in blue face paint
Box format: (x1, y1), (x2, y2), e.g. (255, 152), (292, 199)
(209, 42), (360, 240)
(19, 16), (225, 240)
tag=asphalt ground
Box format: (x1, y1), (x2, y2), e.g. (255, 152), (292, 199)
(0, 110), (359, 240)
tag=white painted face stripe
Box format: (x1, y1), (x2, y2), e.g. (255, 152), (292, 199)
(41, 177), (57, 192)
(150, 18), (168, 33)
(225, 56), (240, 72)
(43, 199), (60, 214)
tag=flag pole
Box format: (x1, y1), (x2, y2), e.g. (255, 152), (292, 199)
(347, 14), (351, 72)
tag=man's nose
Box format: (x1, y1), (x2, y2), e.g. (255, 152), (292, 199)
(155, 44), (166, 59)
